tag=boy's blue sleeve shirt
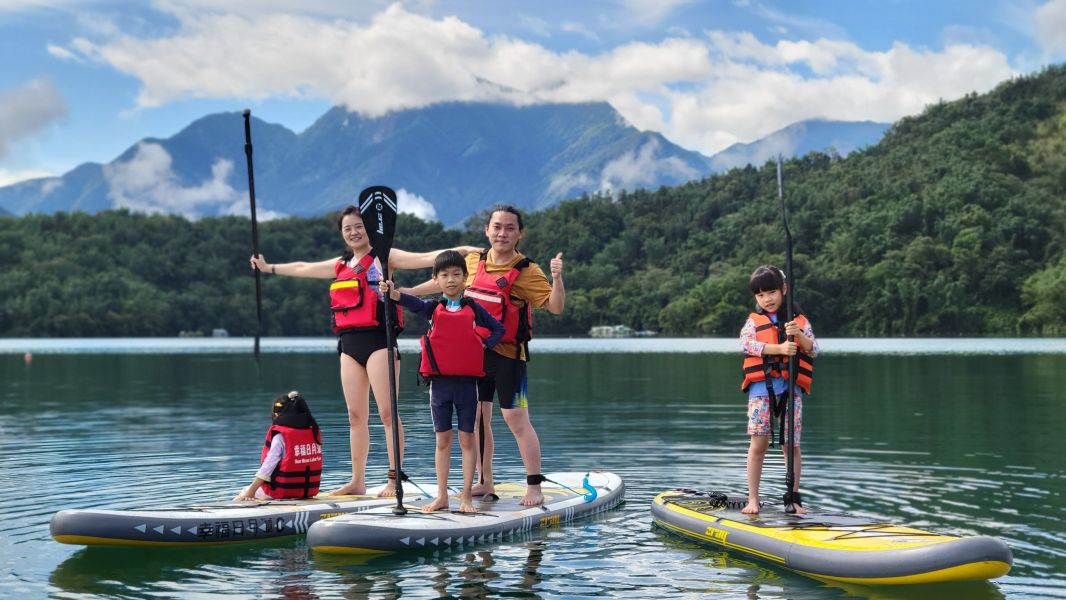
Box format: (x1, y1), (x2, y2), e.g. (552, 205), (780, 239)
(471, 302), (505, 349)
(397, 292), (434, 317)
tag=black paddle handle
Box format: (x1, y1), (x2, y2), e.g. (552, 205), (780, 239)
(243, 110), (262, 359)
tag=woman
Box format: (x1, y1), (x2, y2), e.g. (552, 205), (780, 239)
(250, 205), (478, 496)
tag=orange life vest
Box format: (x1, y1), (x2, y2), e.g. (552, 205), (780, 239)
(740, 312), (814, 394)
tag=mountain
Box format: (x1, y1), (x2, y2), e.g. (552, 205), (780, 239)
(708, 119), (890, 171)
(0, 102), (714, 225)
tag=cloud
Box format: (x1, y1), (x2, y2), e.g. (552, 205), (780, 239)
(103, 142), (242, 219)
(547, 138), (699, 199)
(396, 188), (437, 221)
(1035, 0), (1066, 59)
(0, 78), (67, 160)
(0, 168), (55, 187)
(597, 138), (698, 194)
(56, 4), (1017, 155)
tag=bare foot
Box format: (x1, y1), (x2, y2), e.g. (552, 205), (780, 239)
(378, 480), (397, 498)
(519, 484), (543, 506)
(422, 496), (450, 512)
(471, 482), (495, 497)
(458, 495), (476, 513)
(741, 500), (760, 514)
(792, 504), (807, 515)
(329, 481), (367, 496)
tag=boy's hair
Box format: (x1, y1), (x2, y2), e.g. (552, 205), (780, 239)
(433, 249), (468, 276)
(748, 265), (785, 295)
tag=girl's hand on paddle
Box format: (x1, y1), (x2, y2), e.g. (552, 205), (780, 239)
(550, 252), (564, 279)
(250, 254), (268, 272)
(785, 321), (802, 337)
(780, 341), (798, 356)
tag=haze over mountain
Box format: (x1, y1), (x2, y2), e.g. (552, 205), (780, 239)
(709, 119), (891, 172)
(0, 102), (888, 225)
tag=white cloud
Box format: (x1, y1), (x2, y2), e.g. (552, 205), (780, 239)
(0, 78), (67, 160)
(103, 142), (241, 219)
(0, 168), (55, 187)
(396, 188), (437, 221)
(46, 43), (83, 61)
(547, 138), (698, 200)
(1035, 0), (1066, 58)
(598, 138), (698, 195)
(56, 4), (1018, 155)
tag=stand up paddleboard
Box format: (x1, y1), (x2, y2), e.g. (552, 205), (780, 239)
(51, 490), (397, 547)
(652, 490), (1012, 585)
(308, 471), (624, 554)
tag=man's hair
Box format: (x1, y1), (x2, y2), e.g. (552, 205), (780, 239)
(487, 204), (524, 230)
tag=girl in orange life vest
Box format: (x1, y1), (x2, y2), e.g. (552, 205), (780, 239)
(739, 265), (819, 515)
(249, 206), (480, 497)
(380, 250), (505, 514)
(402, 205), (565, 506)
(234, 391), (322, 501)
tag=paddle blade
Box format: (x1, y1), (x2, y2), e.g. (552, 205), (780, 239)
(357, 186), (398, 277)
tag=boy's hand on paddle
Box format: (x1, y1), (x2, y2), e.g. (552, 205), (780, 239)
(550, 252), (564, 279)
(378, 280), (399, 301)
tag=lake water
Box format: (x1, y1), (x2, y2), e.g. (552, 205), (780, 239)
(1, 339), (1064, 599)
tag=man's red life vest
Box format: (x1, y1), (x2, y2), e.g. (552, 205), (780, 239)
(740, 312), (814, 394)
(419, 299), (486, 378)
(260, 424), (322, 499)
(463, 251), (531, 345)
(329, 252), (403, 333)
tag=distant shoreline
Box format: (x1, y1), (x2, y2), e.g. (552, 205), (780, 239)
(3, 337), (1065, 355)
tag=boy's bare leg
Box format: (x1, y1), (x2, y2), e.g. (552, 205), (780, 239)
(424, 430), (453, 512)
(458, 430), (476, 513)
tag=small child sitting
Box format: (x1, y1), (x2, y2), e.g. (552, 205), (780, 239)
(234, 391), (323, 501)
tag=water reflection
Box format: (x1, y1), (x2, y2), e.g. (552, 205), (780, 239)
(4, 350), (1065, 598)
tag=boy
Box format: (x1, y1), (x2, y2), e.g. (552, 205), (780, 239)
(381, 250), (504, 512)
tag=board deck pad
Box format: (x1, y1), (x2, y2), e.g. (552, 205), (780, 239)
(652, 490), (1012, 585)
(51, 491), (396, 547)
(308, 471), (624, 554)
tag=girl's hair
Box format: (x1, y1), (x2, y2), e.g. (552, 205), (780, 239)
(433, 249), (467, 276)
(749, 265), (785, 295)
(487, 204), (524, 231)
(748, 265), (803, 318)
(272, 391), (320, 440)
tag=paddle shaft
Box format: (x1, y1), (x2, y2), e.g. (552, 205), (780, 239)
(777, 156), (799, 514)
(381, 264), (406, 514)
(242, 110), (262, 360)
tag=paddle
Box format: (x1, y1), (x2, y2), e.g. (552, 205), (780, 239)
(358, 185), (406, 515)
(777, 155), (800, 514)
(242, 110), (262, 362)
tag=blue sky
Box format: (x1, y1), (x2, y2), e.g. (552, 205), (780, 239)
(2, 0), (1065, 187)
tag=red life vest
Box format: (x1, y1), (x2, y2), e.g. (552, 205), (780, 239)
(419, 299), (486, 378)
(463, 251), (532, 345)
(260, 424), (322, 499)
(741, 312), (814, 394)
(329, 252), (403, 333)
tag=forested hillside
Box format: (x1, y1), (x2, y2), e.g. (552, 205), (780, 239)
(1, 65), (1063, 337)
